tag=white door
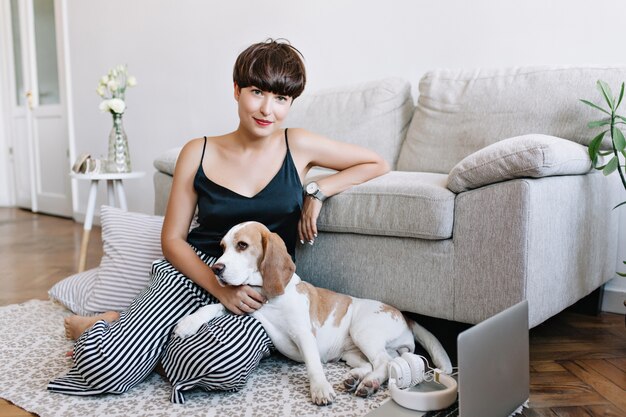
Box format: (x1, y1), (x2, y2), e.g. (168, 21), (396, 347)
(3, 0), (71, 216)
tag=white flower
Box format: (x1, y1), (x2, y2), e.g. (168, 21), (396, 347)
(107, 79), (119, 92)
(107, 98), (126, 114)
(97, 64), (136, 114)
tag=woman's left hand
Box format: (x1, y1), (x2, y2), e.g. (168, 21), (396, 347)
(299, 196), (322, 244)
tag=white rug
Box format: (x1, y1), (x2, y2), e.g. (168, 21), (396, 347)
(0, 300), (390, 417)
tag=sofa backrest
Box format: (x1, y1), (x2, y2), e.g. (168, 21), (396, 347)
(283, 78), (414, 169)
(397, 66), (626, 174)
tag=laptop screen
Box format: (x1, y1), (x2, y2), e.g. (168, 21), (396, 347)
(457, 300), (529, 417)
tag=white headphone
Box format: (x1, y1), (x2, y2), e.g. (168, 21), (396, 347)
(388, 352), (457, 411)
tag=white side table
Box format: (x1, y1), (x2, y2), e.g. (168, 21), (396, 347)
(71, 171), (145, 272)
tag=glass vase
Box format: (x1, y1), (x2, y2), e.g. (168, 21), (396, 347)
(107, 112), (131, 173)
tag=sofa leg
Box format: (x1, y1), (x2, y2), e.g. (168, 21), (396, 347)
(567, 286), (605, 316)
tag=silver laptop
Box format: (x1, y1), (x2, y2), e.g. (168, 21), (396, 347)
(457, 300), (529, 417)
(367, 300), (529, 417)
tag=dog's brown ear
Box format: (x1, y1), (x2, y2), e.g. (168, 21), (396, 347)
(259, 230), (295, 298)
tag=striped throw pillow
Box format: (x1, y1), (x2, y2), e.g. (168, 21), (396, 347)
(83, 205), (165, 313)
(48, 267), (99, 315)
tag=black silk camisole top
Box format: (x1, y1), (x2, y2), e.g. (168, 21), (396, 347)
(186, 129), (303, 260)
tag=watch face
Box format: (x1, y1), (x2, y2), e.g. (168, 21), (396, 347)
(306, 182), (318, 194)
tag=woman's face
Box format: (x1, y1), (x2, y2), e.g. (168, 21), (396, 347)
(235, 84), (293, 137)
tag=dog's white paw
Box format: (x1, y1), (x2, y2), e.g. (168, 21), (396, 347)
(355, 376), (381, 397)
(174, 315), (204, 339)
(310, 380), (336, 406)
(343, 369), (367, 392)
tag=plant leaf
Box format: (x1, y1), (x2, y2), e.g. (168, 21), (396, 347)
(588, 131), (606, 161)
(617, 82), (625, 109)
(617, 115), (626, 123)
(597, 80), (615, 110)
(599, 150), (613, 156)
(614, 200), (626, 210)
(603, 156), (618, 175)
(588, 119), (611, 128)
(580, 99), (611, 115)
(617, 271), (626, 277)
(614, 127), (626, 152)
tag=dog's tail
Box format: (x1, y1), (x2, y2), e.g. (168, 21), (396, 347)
(406, 319), (453, 374)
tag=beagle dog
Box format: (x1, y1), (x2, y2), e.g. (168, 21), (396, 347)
(174, 221), (452, 405)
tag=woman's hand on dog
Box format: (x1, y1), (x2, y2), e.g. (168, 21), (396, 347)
(216, 285), (266, 315)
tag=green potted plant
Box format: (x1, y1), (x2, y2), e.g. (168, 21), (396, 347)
(582, 80), (626, 276)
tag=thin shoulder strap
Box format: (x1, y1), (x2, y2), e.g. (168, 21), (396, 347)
(200, 136), (207, 165)
(284, 128), (290, 149)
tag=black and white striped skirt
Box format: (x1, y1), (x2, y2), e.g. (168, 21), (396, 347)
(48, 247), (273, 404)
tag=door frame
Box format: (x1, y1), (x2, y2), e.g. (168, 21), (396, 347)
(0, 1), (16, 206)
(0, 0), (76, 214)
(59, 0), (78, 216)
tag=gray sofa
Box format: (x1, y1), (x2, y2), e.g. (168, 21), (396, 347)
(153, 66), (622, 328)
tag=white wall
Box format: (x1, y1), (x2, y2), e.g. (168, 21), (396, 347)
(63, 0), (626, 217)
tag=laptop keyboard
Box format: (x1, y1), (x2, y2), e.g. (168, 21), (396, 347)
(424, 400), (459, 417)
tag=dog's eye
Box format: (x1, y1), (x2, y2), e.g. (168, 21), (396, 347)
(237, 241), (248, 250)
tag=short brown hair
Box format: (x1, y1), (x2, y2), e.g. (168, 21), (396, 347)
(233, 39), (306, 99)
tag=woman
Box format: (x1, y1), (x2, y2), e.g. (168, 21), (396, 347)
(49, 39), (389, 403)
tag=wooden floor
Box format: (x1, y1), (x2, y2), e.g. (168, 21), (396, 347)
(0, 207), (624, 416)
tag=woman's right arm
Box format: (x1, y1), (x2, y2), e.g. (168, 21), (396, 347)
(160, 139), (265, 314)
(161, 139), (222, 294)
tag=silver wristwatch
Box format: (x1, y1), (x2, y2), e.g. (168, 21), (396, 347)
(304, 181), (327, 202)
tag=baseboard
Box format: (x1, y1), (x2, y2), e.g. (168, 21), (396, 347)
(601, 277), (626, 314)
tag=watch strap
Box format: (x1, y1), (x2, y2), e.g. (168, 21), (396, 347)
(310, 188), (327, 202)
(305, 182), (327, 202)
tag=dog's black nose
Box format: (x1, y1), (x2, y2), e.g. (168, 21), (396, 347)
(212, 263), (225, 276)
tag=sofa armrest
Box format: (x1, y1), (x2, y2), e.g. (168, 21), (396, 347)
(153, 147), (182, 176)
(447, 134), (592, 193)
(452, 172), (620, 326)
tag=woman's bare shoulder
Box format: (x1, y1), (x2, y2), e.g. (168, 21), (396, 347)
(287, 127), (334, 150)
(179, 134), (232, 165)
(286, 127), (310, 138)
(287, 127), (315, 144)
(175, 136), (218, 173)
(180, 136), (204, 151)
(180, 135), (224, 155)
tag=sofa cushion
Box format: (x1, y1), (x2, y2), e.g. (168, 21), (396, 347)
(284, 78), (414, 169)
(398, 66), (626, 174)
(154, 147), (181, 176)
(317, 171), (454, 240)
(447, 134), (592, 193)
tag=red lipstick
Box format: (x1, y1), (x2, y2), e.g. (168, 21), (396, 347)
(254, 118), (273, 127)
